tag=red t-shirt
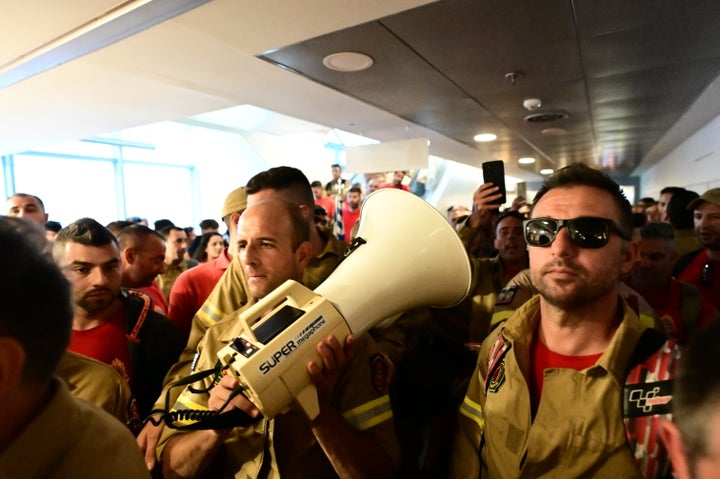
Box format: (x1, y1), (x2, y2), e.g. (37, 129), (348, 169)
(530, 336), (602, 415)
(69, 306), (132, 383)
(382, 183), (411, 192)
(315, 196), (336, 219)
(342, 207), (361, 241)
(677, 249), (720, 311)
(168, 250), (230, 342)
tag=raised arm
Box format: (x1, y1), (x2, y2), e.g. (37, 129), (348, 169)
(308, 334), (396, 479)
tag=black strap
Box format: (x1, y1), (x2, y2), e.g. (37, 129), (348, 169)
(625, 328), (666, 374)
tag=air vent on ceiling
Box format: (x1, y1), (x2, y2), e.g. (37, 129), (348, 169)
(524, 112), (568, 123)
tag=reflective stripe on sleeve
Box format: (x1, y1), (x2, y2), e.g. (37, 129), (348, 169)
(459, 395), (484, 431)
(197, 302), (225, 326)
(342, 395), (393, 431)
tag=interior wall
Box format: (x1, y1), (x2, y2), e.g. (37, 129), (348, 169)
(641, 114), (720, 199)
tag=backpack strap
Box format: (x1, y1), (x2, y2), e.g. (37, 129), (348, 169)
(124, 288), (151, 344)
(623, 328), (680, 479)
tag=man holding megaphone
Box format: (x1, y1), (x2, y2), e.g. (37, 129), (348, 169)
(159, 197), (399, 479)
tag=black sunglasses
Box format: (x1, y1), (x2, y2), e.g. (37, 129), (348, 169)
(523, 216), (630, 249)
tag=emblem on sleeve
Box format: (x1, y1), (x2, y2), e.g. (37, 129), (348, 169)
(495, 285), (518, 306)
(487, 359), (506, 393)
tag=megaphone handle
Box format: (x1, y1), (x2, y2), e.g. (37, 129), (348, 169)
(295, 383), (320, 420)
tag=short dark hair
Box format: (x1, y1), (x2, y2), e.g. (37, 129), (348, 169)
(495, 210), (525, 233)
(246, 166), (315, 210)
(331, 164), (342, 170)
(666, 189), (700, 229)
(0, 217), (72, 385)
(639, 221), (675, 241)
(45, 220), (62, 233)
(532, 163), (633, 238)
(8, 193), (46, 213)
(154, 219), (175, 232)
(159, 226), (185, 238)
(116, 223), (165, 250)
(310, 180), (323, 188)
(348, 186), (362, 195)
(54, 218), (119, 263)
(199, 219), (219, 230)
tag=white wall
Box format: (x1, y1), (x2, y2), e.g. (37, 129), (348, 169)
(641, 114), (720, 198)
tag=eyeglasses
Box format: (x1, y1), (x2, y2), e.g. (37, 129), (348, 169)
(701, 262), (713, 287)
(523, 216), (630, 249)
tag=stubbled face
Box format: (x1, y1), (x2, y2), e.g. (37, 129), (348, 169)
(331, 166), (342, 180)
(206, 234), (225, 260)
(494, 216), (527, 265)
(631, 238), (675, 289)
(165, 229), (188, 263)
(393, 171), (404, 186)
(528, 185), (632, 310)
(346, 191), (362, 210)
(6, 195), (47, 226)
(237, 203), (304, 300)
(58, 242), (122, 314)
(312, 185), (324, 200)
(694, 202), (720, 250)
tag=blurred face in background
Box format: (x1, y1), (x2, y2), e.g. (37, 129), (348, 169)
(6, 194), (47, 226)
(631, 237), (675, 289)
(165, 228), (189, 264)
(205, 233), (226, 261)
(346, 191), (362, 210)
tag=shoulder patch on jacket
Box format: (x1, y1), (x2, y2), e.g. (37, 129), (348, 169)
(495, 285), (518, 306)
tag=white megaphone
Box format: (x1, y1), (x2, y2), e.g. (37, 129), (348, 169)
(217, 189), (472, 420)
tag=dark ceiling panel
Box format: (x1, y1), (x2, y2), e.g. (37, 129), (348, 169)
(259, 0), (720, 178)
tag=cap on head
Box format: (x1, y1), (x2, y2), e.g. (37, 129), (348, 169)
(687, 187), (720, 210)
(221, 187), (248, 219)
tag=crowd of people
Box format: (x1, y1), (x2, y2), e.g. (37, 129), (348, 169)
(2, 163), (719, 479)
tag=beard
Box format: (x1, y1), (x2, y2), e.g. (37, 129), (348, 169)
(531, 258), (619, 311)
(77, 287), (118, 313)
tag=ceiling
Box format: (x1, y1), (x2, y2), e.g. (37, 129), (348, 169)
(2, 0), (720, 182)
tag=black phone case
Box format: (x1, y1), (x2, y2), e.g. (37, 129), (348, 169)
(482, 161), (507, 205)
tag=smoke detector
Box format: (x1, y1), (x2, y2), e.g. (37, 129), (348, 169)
(523, 98), (542, 111)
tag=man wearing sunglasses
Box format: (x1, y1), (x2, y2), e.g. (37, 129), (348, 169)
(451, 163), (676, 478)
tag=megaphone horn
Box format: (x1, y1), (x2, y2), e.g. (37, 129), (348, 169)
(218, 189), (472, 420)
(316, 188), (472, 336)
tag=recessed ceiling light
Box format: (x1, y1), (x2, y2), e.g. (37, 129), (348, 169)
(473, 133), (497, 142)
(541, 127), (567, 135)
(322, 52), (374, 72)
(518, 157), (535, 164)
(540, 168), (554, 175)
